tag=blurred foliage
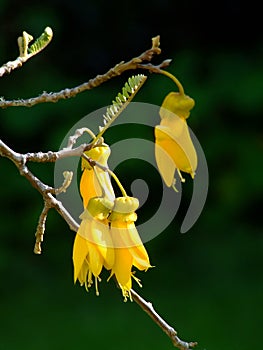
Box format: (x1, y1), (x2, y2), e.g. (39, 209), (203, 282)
(0, 1), (263, 350)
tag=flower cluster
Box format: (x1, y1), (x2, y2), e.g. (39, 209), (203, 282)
(73, 144), (151, 301)
(73, 71), (197, 301)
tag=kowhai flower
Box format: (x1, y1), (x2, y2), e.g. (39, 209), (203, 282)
(108, 196), (152, 301)
(76, 139), (152, 300)
(73, 196), (151, 300)
(155, 91), (197, 189)
(72, 197), (114, 295)
(80, 145), (115, 208)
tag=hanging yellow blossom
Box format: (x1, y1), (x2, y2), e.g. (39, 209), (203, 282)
(72, 197), (114, 295)
(155, 91), (197, 190)
(80, 145), (115, 208)
(73, 196), (151, 300)
(108, 196), (152, 301)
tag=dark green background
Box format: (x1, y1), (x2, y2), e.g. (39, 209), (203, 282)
(1, 1), (262, 349)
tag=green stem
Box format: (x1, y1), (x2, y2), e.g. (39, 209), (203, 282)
(159, 69), (185, 95)
(84, 128), (96, 140)
(108, 169), (127, 197)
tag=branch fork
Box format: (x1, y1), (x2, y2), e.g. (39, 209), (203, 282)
(0, 33), (198, 350)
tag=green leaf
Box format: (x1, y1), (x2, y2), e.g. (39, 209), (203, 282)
(92, 74), (147, 144)
(27, 27), (53, 56)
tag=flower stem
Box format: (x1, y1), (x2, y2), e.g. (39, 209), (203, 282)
(108, 169), (127, 197)
(81, 153), (127, 197)
(159, 69), (185, 95)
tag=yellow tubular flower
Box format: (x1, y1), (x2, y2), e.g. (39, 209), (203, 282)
(80, 145), (115, 208)
(108, 196), (152, 301)
(155, 92), (198, 189)
(72, 197), (114, 295)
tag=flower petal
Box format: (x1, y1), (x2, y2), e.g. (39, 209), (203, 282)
(129, 244), (151, 271)
(155, 124), (197, 178)
(78, 259), (90, 285)
(90, 219), (115, 269)
(80, 146), (115, 207)
(112, 247), (133, 287)
(72, 233), (89, 283)
(87, 241), (103, 277)
(94, 167), (115, 203)
(155, 129), (176, 187)
(116, 223), (151, 270)
(115, 223), (150, 268)
(80, 169), (102, 208)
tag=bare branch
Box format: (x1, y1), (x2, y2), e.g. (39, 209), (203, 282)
(47, 191), (79, 232)
(34, 202), (50, 254)
(0, 139), (79, 232)
(0, 137), (198, 349)
(0, 32), (197, 347)
(131, 289), (198, 350)
(54, 171), (73, 195)
(24, 143), (91, 163)
(33, 170), (74, 254)
(66, 127), (96, 149)
(137, 60), (173, 73)
(0, 35), (170, 108)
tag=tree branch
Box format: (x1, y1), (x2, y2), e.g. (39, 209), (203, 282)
(0, 35), (168, 108)
(0, 32), (197, 348)
(0, 139), (79, 232)
(34, 202), (50, 254)
(0, 137), (197, 349)
(33, 170), (73, 254)
(131, 289), (197, 350)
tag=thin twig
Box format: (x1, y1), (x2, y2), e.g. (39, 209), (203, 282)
(0, 139), (79, 232)
(34, 202), (50, 254)
(131, 289), (198, 350)
(66, 127), (96, 149)
(137, 59), (173, 73)
(53, 171), (74, 195)
(34, 170), (74, 254)
(24, 143), (92, 162)
(0, 35), (166, 108)
(0, 32), (197, 347)
(0, 138), (197, 349)
(0, 135), (94, 165)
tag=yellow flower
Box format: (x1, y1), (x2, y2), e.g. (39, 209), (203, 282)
(72, 197), (114, 295)
(108, 196), (152, 301)
(155, 92), (197, 189)
(80, 145), (115, 208)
